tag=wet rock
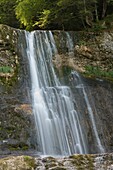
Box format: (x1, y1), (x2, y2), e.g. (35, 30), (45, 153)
(1, 153), (113, 170)
(0, 24), (36, 154)
(0, 156), (36, 170)
(0, 24), (113, 157)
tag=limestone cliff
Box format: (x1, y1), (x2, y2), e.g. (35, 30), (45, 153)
(53, 31), (113, 74)
(0, 24), (113, 164)
(0, 25), (36, 155)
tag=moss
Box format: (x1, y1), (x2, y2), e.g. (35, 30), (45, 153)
(0, 25), (19, 90)
(0, 66), (13, 73)
(43, 157), (64, 170)
(22, 146), (29, 150)
(83, 65), (113, 83)
(8, 143), (29, 151)
(0, 62), (20, 90)
(9, 147), (19, 151)
(62, 66), (72, 76)
(24, 156), (36, 168)
(83, 73), (113, 83)
(0, 127), (2, 131)
(55, 65), (72, 79)
(70, 154), (94, 170)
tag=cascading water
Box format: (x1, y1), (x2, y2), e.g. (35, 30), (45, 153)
(71, 71), (105, 153)
(25, 30), (88, 156)
(65, 32), (74, 57)
(64, 32), (104, 153)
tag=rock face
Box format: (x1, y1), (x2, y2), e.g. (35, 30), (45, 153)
(69, 75), (113, 154)
(53, 31), (113, 73)
(0, 24), (113, 158)
(0, 156), (36, 170)
(0, 25), (36, 155)
(52, 31), (113, 154)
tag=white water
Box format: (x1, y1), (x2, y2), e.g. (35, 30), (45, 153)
(25, 31), (88, 156)
(66, 32), (74, 57)
(71, 71), (105, 153)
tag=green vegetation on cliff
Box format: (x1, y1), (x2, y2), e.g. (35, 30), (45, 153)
(84, 65), (113, 81)
(0, 0), (113, 31)
(0, 66), (13, 73)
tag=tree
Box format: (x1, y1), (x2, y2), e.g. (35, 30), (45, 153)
(55, 0), (99, 29)
(0, 0), (19, 27)
(15, 0), (46, 30)
(0, 0), (113, 30)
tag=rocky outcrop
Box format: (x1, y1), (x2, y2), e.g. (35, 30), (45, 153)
(0, 155), (36, 170)
(0, 24), (113, 158)
(51, 30), (113, 154)
(0, 24), (18, 86)
(1, 153), (113, 170)
(69, 74), (113, 154)
(0, 25), (36, 155)
(53, 31), (113, 73)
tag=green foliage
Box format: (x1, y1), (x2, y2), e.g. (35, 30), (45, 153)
(0, 66), (13, 73)
(24, 156), (35, 168)
(34, 10), (51, 28)
(62, 66), (72, 76)
(84, 65), (113, 79)
(78, 40), (86, 46)
(0, 0), (19, 27)
(104, 14), (113, 28)
(1, 0), (113, 30)
(92, 22), (106, 32)
(15, 0), (46, 30)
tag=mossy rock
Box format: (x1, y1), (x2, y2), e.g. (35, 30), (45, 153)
(0, 25), (19, 88)
(0, 156), (36, 170)
(69, 154), (94, 170)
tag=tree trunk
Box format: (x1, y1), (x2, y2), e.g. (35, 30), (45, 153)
(102, 0), (107, 19)
(95, 3), (99, 22)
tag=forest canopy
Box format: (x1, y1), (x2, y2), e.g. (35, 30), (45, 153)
(0, 0), (113, 31)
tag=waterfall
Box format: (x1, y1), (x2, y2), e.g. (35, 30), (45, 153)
(64, 32), (104, 153)
(25, 30), (88, 156)
(65, 32), (74, 57)
(71, 71), (105, 153)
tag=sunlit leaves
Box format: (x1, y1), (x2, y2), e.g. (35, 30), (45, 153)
(1, 0), (113, 30)
(34, 10), (50, 28)
(15, 0), (45, 28)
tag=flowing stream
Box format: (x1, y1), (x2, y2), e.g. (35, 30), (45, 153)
(25, 30), (104, 156)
